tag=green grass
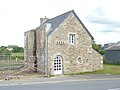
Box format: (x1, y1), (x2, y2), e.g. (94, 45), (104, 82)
(11, 53), (24, 56)
(0, 59), (24, 69)
(11, 53), (24, 60)
(85, 63), (120, 74)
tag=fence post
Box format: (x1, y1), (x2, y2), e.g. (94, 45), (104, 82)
(8, 55), (11, 80)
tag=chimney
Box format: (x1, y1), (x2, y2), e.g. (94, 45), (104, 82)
(40, 16), (48, 24)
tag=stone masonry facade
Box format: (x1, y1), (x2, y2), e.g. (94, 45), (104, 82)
(47, 13), (103, 75)
(24, 10), (103, 75)
(24, 30), (36, 70)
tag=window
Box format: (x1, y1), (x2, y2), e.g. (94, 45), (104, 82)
(78, 57), (81, 62)
(77, 57), (82, 64)
(69, 34), (75, 44)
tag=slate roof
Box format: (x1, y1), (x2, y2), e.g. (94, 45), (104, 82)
(101, 43), (115, 50)
(45, 10), (72, 31)
(105, 41), (120, 50)
(44, 10), (94, 40)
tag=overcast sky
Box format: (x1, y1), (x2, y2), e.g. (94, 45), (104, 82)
(0, 0), (120, 47)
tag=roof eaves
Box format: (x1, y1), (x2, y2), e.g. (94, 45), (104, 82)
(105, 41), (120, 50)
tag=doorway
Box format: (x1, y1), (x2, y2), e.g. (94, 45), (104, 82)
(54, 56), (62, 75)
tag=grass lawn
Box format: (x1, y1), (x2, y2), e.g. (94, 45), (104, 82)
(11, 52), (24, 60)
(11, 53), (24, 56)
(87, 63), (120, 74)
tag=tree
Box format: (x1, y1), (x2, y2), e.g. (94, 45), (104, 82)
(92, 41), (104, 55)
(0, 46), (11, 55)
(12, 46), (24, 53)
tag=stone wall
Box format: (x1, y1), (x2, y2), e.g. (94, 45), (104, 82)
(24, 12), (103, 75)
(24, 25), (47, 74)
(47, 13), (103, 75)
(36, 25), (46, 74)
(24, 30), (36, 70)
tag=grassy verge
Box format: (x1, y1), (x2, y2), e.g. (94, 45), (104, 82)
(11, 53), (24, 56)
(85, 63), (120, 74)
(65, 63), (120, 76)
(11, 53), (24, 60)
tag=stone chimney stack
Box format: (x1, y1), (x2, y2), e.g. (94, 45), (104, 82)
(40, 16), (48, 24)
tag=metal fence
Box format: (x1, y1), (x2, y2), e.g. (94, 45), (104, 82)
(0, 55), (45, 80)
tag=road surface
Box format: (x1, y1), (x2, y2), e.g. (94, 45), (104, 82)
(0, 78), (120, 90)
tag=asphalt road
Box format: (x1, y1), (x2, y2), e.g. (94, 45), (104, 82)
(0, 79), (120, 90)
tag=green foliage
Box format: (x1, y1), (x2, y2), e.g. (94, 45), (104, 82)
(92, 41), (101, 51)
(12, 46), (24, 53)
(0, 46), (24, 60)
(0, 46), (11, 55)
(99, 50), (104, 55)
(92, 41), (104, 55)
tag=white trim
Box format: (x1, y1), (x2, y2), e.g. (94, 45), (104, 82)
(69, 34), (75, 44)
(54, 55), (63, 75)
(46, 23), (52, 33)
(68, 32), (77, 45)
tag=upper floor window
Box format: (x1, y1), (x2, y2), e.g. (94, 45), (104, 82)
(69, 34), (75, 44)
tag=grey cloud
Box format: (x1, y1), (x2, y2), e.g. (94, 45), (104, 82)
(0, 12), (2, 15)
(99, 29), (119, 33)
(85, 4), (120, 33)
(97, 24), (120, 33)
(88, 16), (120, 27)
(85, 12), (120, 33)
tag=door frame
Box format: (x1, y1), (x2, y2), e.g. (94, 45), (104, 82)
(53, 55), (63, 75)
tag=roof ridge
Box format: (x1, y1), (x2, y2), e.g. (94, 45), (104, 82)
(105, 43), (116, 50)
(46, 10), (74, 21)
(42, 10), (94, 40)
(44, 10), (74, 35)
(105, 41), (120, 50)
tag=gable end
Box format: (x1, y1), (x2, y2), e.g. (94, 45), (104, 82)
(71, 11), (94, 40)
(42, 10), (94, 40)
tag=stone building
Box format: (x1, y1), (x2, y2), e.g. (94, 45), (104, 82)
(24, 10), (103, 75)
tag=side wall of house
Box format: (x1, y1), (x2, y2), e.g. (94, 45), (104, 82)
(47, 13), (103, 75)
(24, 30), (36, 70)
